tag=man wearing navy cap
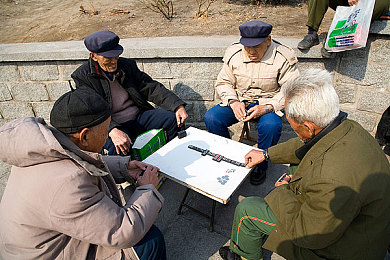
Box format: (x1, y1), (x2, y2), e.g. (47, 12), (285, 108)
(71, 30), (188, 156)
(204, 20), (299, 185)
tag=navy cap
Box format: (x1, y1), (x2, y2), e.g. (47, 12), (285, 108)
(239, 20), (272, 47)
(84, 30), (124, 57)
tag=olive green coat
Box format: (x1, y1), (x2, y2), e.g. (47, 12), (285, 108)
(264, 119), (390, 259)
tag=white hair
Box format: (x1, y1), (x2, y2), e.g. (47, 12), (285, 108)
(282, 68), (340, 128)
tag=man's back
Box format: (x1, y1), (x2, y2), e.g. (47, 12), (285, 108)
(265, 119), (390, 259)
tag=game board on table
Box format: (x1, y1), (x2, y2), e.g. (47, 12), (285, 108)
(143, 127), (259, 204)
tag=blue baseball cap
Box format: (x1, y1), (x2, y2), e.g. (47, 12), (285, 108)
(84, 30), (124, 57)
(239, 20), (272, 47)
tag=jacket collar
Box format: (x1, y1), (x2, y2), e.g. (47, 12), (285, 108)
(49, 126), (109, 176)
(242, 40), (277, 65)
(295, 111), (348, 160)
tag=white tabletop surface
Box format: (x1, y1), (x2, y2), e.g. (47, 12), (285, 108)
(143, 127), (258, 204)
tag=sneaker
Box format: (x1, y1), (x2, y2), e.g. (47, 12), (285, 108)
(219, 246), (242, 260)
(249, 167), (266, 185)
(297, 34), (320, 50)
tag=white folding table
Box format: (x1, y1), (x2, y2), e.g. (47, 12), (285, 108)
(143, 127), (257, 231)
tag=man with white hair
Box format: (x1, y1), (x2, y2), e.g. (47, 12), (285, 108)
(219, 68), (390, 260)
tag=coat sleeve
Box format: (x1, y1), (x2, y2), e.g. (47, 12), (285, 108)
(102, 155), (133, 184)
(128, 60), (186, 111)
(265, 178), (360, 250)
(268, 138), (303, 165)
(49, 167), (164, 249)
(215, 53), (239, 106)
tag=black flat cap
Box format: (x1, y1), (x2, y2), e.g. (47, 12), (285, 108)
(50, 89), (111, 134)
(239, 20), (272, 47)
(84, 30), (124, 57)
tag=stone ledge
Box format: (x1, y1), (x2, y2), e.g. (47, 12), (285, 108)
(0, 36), (323, 62)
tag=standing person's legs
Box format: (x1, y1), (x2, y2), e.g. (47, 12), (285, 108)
(299, 0), (347, 50)
(136, 108), (179, 142)
(204, 104), (239, 139)
(373, 0), (390, 21)
(220, 197), (277, 260)
(255, 112), (282, 171)
(133, 225), (167, 260)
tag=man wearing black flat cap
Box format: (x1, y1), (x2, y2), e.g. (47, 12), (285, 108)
(0, 88), (167, 259)
(204, 20), (299, 185)
(71, 30), (188, 156)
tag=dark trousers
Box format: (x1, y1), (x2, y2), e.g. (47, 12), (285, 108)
(133, 225), (167, 260)
(104, 108), (179, 156)
(204, 103), (282, 171)
(307, 0), (390, 31)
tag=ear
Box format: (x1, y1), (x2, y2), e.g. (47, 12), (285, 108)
(90, 52), (97, 61)
(303, 121), (319, 138)
(78, 128), (90, 147)
(266, 35), (271, 46)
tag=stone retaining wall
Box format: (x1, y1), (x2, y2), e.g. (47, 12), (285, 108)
(0, 20), (389, 198)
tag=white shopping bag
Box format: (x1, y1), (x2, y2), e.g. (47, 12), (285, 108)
(325, 0), (375, 52)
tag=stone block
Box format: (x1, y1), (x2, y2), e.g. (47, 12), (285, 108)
(141, 59), (172, 79)
(32, 102), (55, 121)
(0, 102), (34, 119)
(367, 37), (390, 64)
(0, 83), (12, 101)
(343, 109), (377, 132)
(297, 58), (337, 73)
(19, 62), (59, 81)
(189, 100), (218, 122)
(168, 59), (193, 79)
(0, 64), (21, 82)
(191, 58), (221, 79)
(172, 80), (214, 101)
(335, 84), (356, 104)
(9, 82), (49, 101)
(357, 89), (390, 113)
(337, 58), (390, 88)
(47, 81), (71, 100)
(57, 61), (86, 81)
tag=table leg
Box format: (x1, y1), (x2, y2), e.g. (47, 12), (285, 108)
(209, 200), (216, 232)
(177, 188), (190, 215)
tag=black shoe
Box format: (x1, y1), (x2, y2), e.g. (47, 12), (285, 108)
(297, 34), (320, 50)
(250, 167), (266, 185)
(321, 45), (332, 58)
(219, 246), (242, 260)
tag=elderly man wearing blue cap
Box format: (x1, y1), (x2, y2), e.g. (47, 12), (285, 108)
(204, 20), (299, 185)
(71, 30), (188, 156)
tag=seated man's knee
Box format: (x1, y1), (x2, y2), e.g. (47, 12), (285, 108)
(256, 115), (282, 133)
(134, 225), (166, 260)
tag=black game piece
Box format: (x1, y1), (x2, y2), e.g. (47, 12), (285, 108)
(177, 130), (187, 139)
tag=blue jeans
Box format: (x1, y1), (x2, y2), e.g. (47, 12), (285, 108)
(133, 225), (167, 260)
(204, 103), (282, 170)
(104, 108), (179, 156)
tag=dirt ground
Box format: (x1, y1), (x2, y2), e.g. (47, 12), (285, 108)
(0, 0), (334, 44)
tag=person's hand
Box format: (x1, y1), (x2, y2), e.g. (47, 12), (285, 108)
(245, 149), (265, 168)
(274, 173), (292, 187)
(108, 128), (132, 155)
(127, 160), (159, 179)
(243, 105), (266, 121)
(230, 101), (247, 121)
(175, 105), (188, 127)
(136, 165), (159, 187)
(348, 0), (359, 5)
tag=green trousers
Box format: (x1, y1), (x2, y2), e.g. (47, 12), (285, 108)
(307, 0), (390, 31)
(229, 197), (278, 260)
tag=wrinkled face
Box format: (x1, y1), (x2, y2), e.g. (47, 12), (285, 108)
(243, 36), (271, 62)
(91, 54), (119, 72)
(87, 116), (111, 153)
